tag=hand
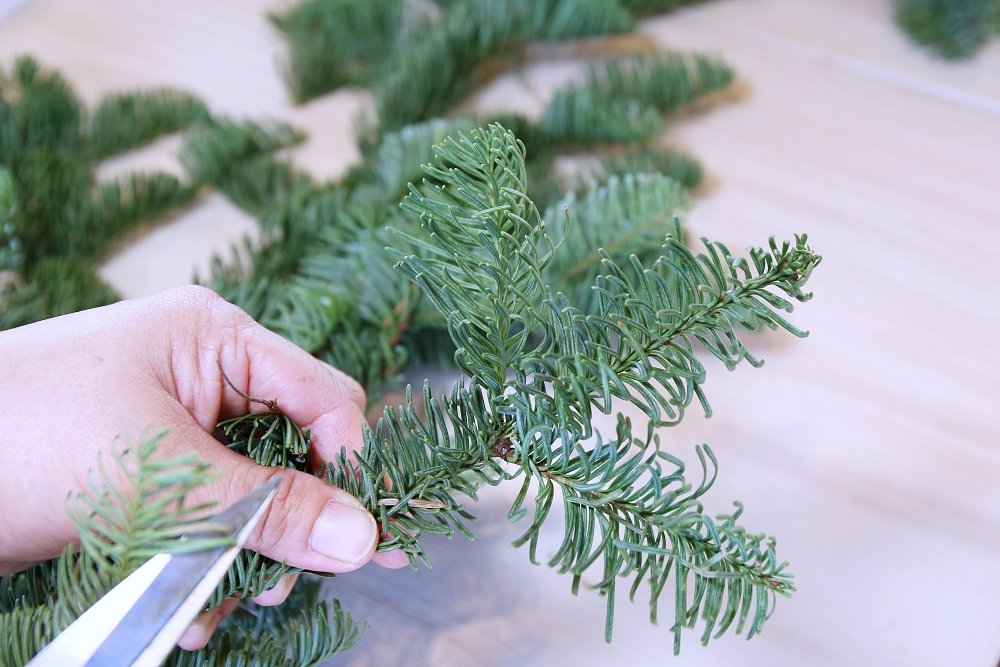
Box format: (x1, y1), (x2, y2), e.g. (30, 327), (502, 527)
(0, 285), (409, 648)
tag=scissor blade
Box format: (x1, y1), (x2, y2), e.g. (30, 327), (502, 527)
(22, 554), (174, 667)
(26, 477), (281, 667)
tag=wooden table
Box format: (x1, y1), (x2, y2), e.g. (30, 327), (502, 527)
(2, 1), (999, 665)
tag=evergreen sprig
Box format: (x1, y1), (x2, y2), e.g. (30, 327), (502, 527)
(542, 171), (688, 313)
(373, 0), (635, 130)
(88, 89), (209, 160)
(600, 146), (703, 190)
(0, 56), (221, 328)
(269, 0), (406, 102)
(387, 124), (812, 648)
(217, 124), (813, 651)
(895, 0), (1000, 59)
(0, 431), (362, 667)
(540, 52), (734, 145)
(1, 2), (809, 659)
(205, 123), (816, 652)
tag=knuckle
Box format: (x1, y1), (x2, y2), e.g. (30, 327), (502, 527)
(251, 470), (312, 551)
(168, 284), (223, 312)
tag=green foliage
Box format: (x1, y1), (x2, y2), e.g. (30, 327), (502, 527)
(540, 52), (734, 144)
(381, 125), (811, 648)
(89, 89), (209, 159)
(542, 172), (687, 314)
(373, 0), (635, 129)
(199, 123), (816, 652)
(0, 165), (19, 272)
(180, 119), (305, 186)
(0, 56), (221, 329)
(0, 256), (118, 329)
(601, 146), (703, 190)
(2, 1), (810, 660)
(0, 432), (361, 667)
(166, 588), (362, 667)
(895, 0), (1000, 58)
(617, 0), (708, 15)
(368, 116), (479, 202)
(269, 0), (405, 102)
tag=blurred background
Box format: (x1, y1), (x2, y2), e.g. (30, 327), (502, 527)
(1, 0), (999, 665)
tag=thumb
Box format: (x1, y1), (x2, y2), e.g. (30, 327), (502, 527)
(190, 435), (379, 573)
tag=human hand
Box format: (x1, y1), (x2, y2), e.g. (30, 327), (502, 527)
(0, 285), (409, 648)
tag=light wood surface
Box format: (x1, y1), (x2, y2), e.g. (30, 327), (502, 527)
(2, 1), (1000, 665)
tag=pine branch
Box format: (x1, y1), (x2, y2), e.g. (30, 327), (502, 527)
(324, 379), (502, 566)
(0, 165), (19, 273)
(166, 591), (362, 667)
(617, 0), (711, 15)
(0, 429), (361, 667)
(0, 431), (232, 666)
(180, 119), (305, 186)
(214, 123), (815, 651)
(368, 116), (479, 203)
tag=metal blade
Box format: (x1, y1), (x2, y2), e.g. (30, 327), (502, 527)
(26, 477), (281, 667)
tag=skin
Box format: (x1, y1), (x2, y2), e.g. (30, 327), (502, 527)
(0, 285), (409, 649)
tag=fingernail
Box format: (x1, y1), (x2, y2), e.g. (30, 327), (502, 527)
(309, 500), (377, 565)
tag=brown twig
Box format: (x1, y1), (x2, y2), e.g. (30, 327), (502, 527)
(217, 359), (281, 414)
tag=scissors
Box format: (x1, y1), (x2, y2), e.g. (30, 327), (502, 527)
(26, 478), (281, 667)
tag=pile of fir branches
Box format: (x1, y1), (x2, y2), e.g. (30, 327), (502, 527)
(0, 55), (303, 329)
(269, 0), (710, 108)
(1, 1), (823, 665)
(895, 0), (1000, 59)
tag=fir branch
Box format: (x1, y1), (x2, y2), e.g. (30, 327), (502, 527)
(370, 116), (479, 203)
(0, 431), (232, 666)
(324, 379), (502, 567)
(270, 0), (405, 102)
(395, 124), (555, 392)
(166, 591), (362, 667)
(382, 124), (816, 648)
(180, 119), (305, 186)
(895, 0), (1000, 59)
(205, 549), (300, 610)
(0, 256), (119, 329)
(617, 0), (710, 15)
(540, 52), (734, 145)
(0, 429), (355, 667)
(542, 172), (688, 314)
(0, 56), (82, 161)
(374, 0), (635, 130)
(600, 146), (703, 190)
(71, 431), (233, 577)
(505, 415), (793, 650)
(0, 165), (20, 273)
(88, 89), (210, 160)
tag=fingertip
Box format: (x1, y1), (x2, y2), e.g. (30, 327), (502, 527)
(177, 623), (208, 652)
(372, 549), (411, 569)
(307, 499), (378, 570)
(251, 573), (299, 606)
(177, 598), (239, 651)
